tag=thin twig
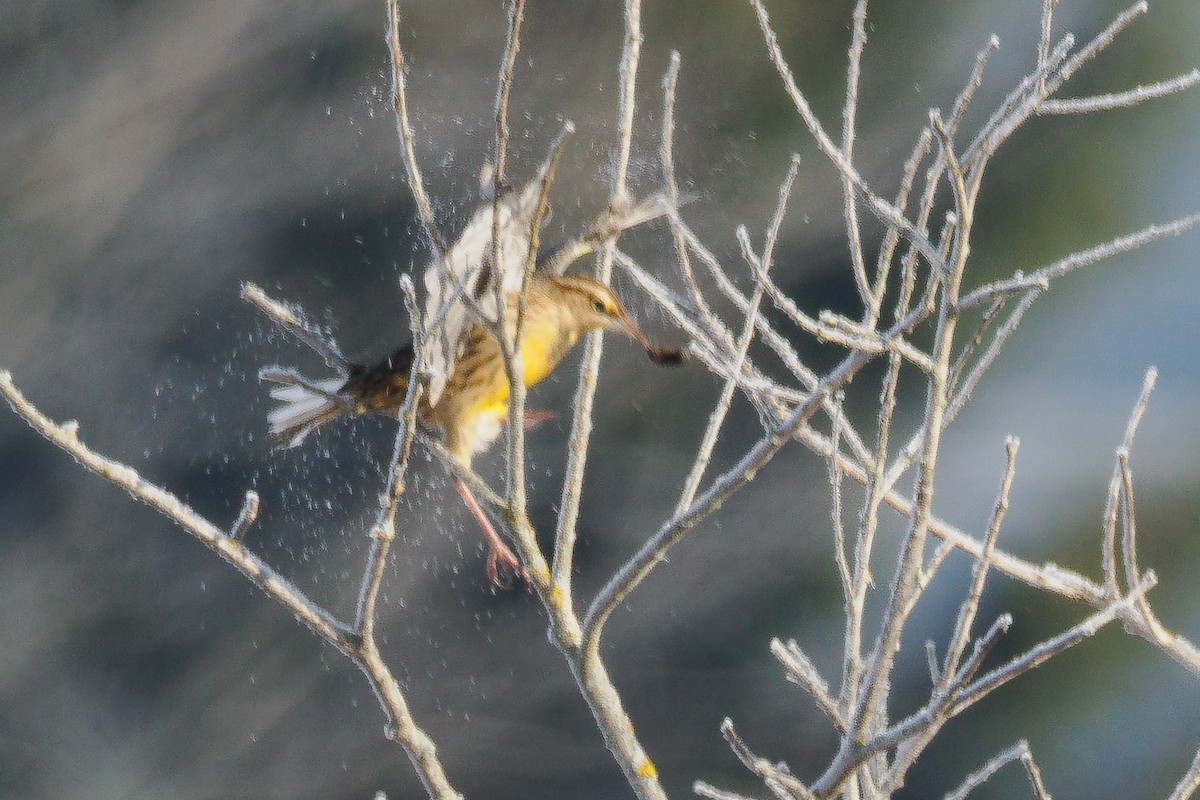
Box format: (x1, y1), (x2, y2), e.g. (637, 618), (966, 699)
(555, 5), (671, 799)
(771, 638), (845, 733)
(1105, 367), (1156, 597)
(1020, 747), (1052, 800)
(962, 34), (1074, 165)
(658, 53), (742, 368)
(940, 437), (1018, 685)
(1037, 0), (1057, 96)
(229, 490), (260, 544)
(584, 285), (944, 652)
(842, 0), (873, 311)
(721, 718), (817, 800)
(829, 392), (851, 606)
(943, 741), (1030, 800)
(490, 0), (527, 368)
(830, 577), (1154, 796)
(386, 0), (443, 255)
(241, 282), (348, 371)
(873, 129), (932, 306)
(502, 128), (573, 594)
(694, 781), (763, 800)
(355, 275), (424, 642)
(952, 36), (1001, 132)
(1168, 745), (1200, 800)
(1040, 69), (1200, 114)
(552, 0), (644, 592)
(958, 213), (1200, 312)
(675, 159), (800, 515)
(944, 288), (1041, 427)
(747, 0), (949, 276)
(953, 573), (1155, 713)
(664, 213), (875, 466)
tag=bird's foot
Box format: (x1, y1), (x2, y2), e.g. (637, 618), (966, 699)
(486, 540), (528, 589)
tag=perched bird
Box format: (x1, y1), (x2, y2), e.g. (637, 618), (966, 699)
(260, 143), (681, 585)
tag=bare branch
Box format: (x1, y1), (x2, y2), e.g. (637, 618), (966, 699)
(955, 573), (1156, 711)
(553, 0), (644, 592)
(925, 640), (941, 685)
(585, 298), (936, 652)
(1103, 367), (1156, 598)
(1168, 746), (1200, 800)
(829, 392), (852, 605)
(842, 0), (873, 310)
(747, 0), (949, 276)
(1020, 747), (1052, 800)
(1055, 2), (1148, 85)
(1041, 69), (1200, 114)
(228, 490), (260, 544)
(963, 34), (1074, 164)
(721, 718), (816, 800)
(953, 36), (1001, 132)
(771, 638), (845, 733)
(1101, 463), (1123, 598)
(944, 288), (1042, 427)
(0, 370), (461, 800)
(943, 741), (1030, 800)
(675, 159), (800, 515)
(241, 282), (348, 371)
(941, 437), (1018, 684)
(837, 572), (1153, 797)
(873, 128), (932, 303)
(664, 213), (875, 465)
(958, 213), (1200, 312)
(491, 0), (525, 191)
(1037, 0), (1057, 96)
(386, 0), (443, 255)
(695, 781), (764, 800)
(355, 275), (424, 642)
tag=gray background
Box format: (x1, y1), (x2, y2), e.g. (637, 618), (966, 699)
(2, 1), (1199, 798)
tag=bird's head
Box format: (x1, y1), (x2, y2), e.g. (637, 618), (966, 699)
(550, 275), (684, 365)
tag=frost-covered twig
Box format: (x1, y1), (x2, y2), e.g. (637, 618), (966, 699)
(943, 740), (1037, 800)
(748, 0), (949, 277)
(386, 0), (443, 256)
(354, 275), (424, 642)
(1169, 746), (1200, 800)
(241, 282), (348, 371)
(841, 0), (872, 310)
(771, 638), (845, 733)
(553, 0), (644, 592)
(958, 214), (1200, 312)
(721, 718), (817, 800)
(674, 159), (800, 516)
(1041, 69), (1200, 114)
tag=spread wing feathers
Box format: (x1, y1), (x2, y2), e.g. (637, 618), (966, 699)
(421, 155), (559, 407)
(259, 367), (347, 448)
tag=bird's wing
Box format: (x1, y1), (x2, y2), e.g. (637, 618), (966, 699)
(420, 140), (566, 406)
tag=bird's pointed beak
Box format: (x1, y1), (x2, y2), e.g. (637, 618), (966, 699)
(614, 310), (686, 366)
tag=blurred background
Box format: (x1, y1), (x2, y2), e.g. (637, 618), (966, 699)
(2, 0), (1199, 798)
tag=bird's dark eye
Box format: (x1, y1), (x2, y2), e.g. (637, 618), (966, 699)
(591, 298), (608, 315)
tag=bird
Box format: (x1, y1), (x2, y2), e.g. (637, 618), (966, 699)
(259, 141), (682, 585)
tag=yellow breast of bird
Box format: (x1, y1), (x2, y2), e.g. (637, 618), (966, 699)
(431, 314), (579, 461)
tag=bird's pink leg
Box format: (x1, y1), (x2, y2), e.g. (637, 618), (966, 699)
(453, 475), (526, 587)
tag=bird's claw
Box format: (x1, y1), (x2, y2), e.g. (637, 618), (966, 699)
(486, 542), (528, 589)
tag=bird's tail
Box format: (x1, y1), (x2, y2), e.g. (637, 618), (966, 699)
(259, 367), (348, 448)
